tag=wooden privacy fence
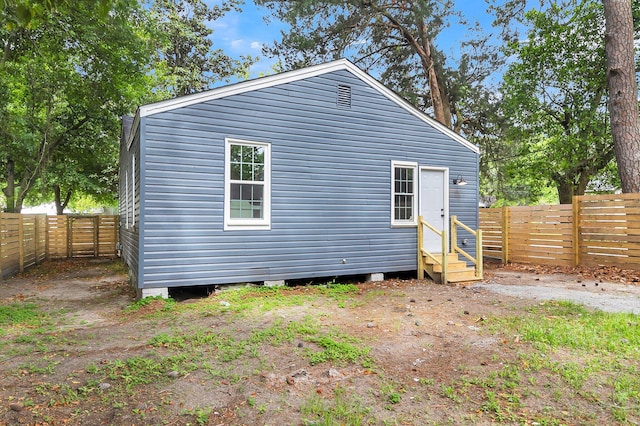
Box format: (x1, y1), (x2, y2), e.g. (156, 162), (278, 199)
(0, 214), (119, 280)
(479, 193), (640, 270)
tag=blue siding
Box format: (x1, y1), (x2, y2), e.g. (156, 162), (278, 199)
(119, 122), (141, 288)
(135, 69), (478, 289)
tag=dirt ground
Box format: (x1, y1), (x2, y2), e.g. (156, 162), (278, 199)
(0, 259), (639, 425)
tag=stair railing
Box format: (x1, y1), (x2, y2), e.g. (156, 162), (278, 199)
(417, 216), (449, 283)
(450, 215), (483, 279)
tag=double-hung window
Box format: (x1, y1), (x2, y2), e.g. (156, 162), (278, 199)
(391, 161), (417, 226)
(224, 138), (271, 230)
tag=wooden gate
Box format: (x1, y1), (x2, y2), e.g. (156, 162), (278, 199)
(68, 216), (99, 257)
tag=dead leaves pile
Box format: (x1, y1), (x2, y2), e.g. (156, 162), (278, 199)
(485, 259), (640, 285)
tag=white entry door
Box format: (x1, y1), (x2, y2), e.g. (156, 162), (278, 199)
(419, 168), (449, 252)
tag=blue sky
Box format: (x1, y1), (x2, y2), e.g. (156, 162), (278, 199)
(208, 1), (497, 79)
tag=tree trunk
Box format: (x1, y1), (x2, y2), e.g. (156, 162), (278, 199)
(556, 172), (591, 204)
(557, 180), (575, 205)
(603, 0), (640, 192)
(375, 4), (452, 128)
(419, 23), (451, 128)
(2, 159), (16, 212)
(54, 184), (72, 215)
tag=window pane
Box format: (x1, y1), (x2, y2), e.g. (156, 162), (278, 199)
(254, 146), (264, 164)
(254, 164), (264, 181)
(230, 163), (241, 180)
(241, 163), (253, 180)
(230, 183), (264, 219)
(230, 145), (242, 163)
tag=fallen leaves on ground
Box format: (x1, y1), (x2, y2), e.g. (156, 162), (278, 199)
(485, 259), (640, 285)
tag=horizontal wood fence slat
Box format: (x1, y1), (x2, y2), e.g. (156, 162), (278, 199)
(0, 214), (119, 280)
(480, 194), (640, 271)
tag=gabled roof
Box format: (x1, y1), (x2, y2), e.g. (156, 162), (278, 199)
(131, 59), (479, 154)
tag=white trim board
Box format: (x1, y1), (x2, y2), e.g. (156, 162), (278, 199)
(130, 59), (479, 155)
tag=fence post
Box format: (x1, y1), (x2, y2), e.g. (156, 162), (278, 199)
(66, 216), (72, 258)
(113, 216), (119, 257)
(572, 196), (580, 267)
(502, 206), (509, 264)
(33, 215), (39, 264)
(45, 216), (50, 261)
(93, 216), (99, 258)
(18, 214), (24, 273)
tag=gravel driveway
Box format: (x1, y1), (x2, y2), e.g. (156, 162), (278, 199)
(474, 270), (640, 314)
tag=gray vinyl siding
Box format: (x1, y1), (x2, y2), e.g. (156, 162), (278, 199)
(137, 69), (478, 289)
(119, 122), (140, 288)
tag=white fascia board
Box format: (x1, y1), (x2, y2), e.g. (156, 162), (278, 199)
(137, 58), (479, 155)
(138, 59), (354, 118)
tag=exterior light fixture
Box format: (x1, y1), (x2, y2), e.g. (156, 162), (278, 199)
(453, 175), (468, 186)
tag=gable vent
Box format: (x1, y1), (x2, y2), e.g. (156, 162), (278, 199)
(337, 84), (351, 109)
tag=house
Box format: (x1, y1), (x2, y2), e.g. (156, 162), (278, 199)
(119, 59), (481, 298)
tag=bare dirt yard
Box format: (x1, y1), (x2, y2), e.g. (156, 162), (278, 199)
(1, 259), (639, 425)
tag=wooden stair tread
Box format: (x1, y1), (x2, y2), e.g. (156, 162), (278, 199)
(420, 252), (482, 283)
(446, 269), (482, 282)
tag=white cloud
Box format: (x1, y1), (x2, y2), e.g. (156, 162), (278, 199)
(231, 39), (244, 49)
(250, 41), (262, 50)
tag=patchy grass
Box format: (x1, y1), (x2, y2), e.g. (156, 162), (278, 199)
(2, 262), (639, 425)
(147, 315), (371, 367)
(306, 333), (372, 366)
(0, 303), (63, 356)
(0, 302), (48, 330)
(438, 301), (640, 424)
(300, 386), (373, 425)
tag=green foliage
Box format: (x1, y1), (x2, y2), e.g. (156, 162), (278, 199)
(0, 0), (154, 211)
(149, 0), (255, 98)
(1, 0), (119, 29)
(499, 1), (613, 203)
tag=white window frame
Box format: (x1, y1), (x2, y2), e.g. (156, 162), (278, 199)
(391, 160), (418, 227)
(224, 138), (271, 230)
